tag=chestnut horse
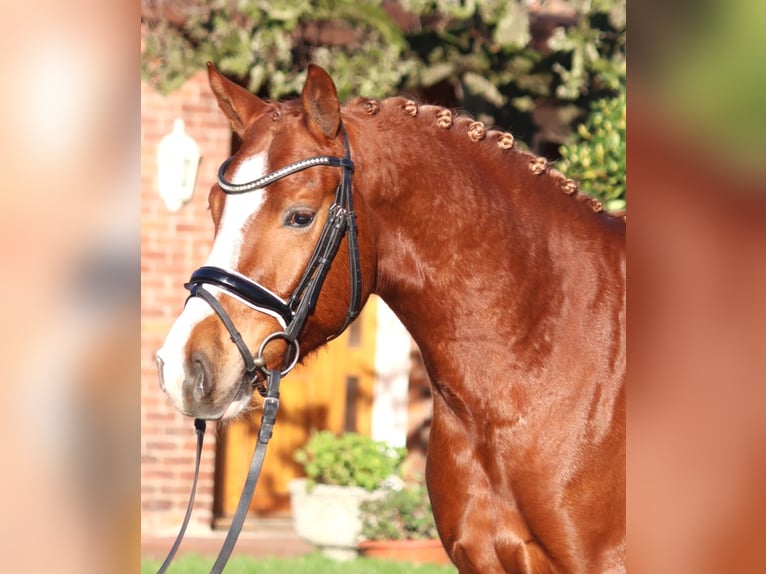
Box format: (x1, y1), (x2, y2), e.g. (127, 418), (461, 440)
(156, 64), (625, 573)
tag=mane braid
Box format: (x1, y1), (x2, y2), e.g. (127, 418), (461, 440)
(347, 96), (625, 222)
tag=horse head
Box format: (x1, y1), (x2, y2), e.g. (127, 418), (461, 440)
(155, 64), (375, 420)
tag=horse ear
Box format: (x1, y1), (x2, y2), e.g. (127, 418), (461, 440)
(207, 62), (267, 137)
(301, 64), (341, 140)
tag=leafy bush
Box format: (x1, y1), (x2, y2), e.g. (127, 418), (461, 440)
(360, 483), (439, 541)
(558, 89), (626, 212)
(142, 0), (625, 147)
(293, 431), (406, 491)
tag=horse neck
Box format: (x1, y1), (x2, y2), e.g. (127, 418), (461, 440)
(345, 104), (626, 405)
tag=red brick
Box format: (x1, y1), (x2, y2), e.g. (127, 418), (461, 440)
(142, 70), (234, 534)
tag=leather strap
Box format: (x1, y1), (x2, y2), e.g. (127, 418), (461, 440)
(217, 155), (350, 194)
(186, 267), (294, 329)
(187, 128), (361, 349)
(285, 131), (361, 341)
(156, 370), (282, 574)
(210, 369), (282, 573)
(156, 418), (206, 574)
(185, 284), (267, 396)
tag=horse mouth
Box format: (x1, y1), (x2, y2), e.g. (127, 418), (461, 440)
(220, 385), (254, 420)
(220, 371), (265, 420)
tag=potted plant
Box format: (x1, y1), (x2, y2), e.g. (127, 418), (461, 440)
(289, 431), (406, 560)
(358, 481), (451, 565)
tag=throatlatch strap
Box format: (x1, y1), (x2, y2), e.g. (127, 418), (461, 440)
(156, 418), (206, 574)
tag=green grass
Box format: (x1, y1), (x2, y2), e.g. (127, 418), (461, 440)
(142, 552), (458, 573)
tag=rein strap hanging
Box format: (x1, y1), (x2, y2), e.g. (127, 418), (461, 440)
(209, 369), (282, 573)
(155, 370), (283, 574)
(156, 418), (206, 574)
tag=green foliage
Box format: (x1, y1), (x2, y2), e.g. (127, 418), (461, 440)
(293, 431), (407, 491)
(558, 88), (626, 211)
(142, 0), (416, 99)
(360, 482), (439, 541)
(661, 0), (766, 171)
(401, 0), (625, 136)
(142, 0), (626, 145)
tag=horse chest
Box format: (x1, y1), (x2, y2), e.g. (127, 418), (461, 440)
(425, 404), (611, 574)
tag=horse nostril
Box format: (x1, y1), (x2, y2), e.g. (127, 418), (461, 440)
(155, 353), (166, 392)
(190, 351), (213, 401)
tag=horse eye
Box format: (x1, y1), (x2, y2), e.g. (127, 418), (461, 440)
(285, 210), (316, 228)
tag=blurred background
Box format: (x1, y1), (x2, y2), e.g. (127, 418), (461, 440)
(628, 1), (766, 571)
(0, 0), (761, 571)
(0, 1), (139, 572)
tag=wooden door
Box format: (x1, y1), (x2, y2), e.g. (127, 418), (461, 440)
(214, 297), (379, 522)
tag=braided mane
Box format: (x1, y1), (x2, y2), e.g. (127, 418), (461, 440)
(344, 96), (625, 223)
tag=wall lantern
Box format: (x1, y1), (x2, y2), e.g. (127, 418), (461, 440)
(156, 118), (201, 212)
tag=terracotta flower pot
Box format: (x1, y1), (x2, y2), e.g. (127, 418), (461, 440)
(358, 538), (451, 564)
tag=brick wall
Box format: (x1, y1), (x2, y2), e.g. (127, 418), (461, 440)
(141, 71), (232, 534)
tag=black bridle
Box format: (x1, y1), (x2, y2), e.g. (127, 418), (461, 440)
(158, 129), (361, 574)
(185, 129), (361, 392)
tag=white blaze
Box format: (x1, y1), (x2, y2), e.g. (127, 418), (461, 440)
(205, 154), (268, 269)
(156, 153), (268, 407)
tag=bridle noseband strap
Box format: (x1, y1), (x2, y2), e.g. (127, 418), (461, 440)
(186, 267), (294, 329)
(185, 283), (268, 395)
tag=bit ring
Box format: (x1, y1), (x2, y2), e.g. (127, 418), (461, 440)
(257, 332), (300, 376)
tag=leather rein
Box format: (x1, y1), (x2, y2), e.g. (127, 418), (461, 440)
(157, 129), (360, 573)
